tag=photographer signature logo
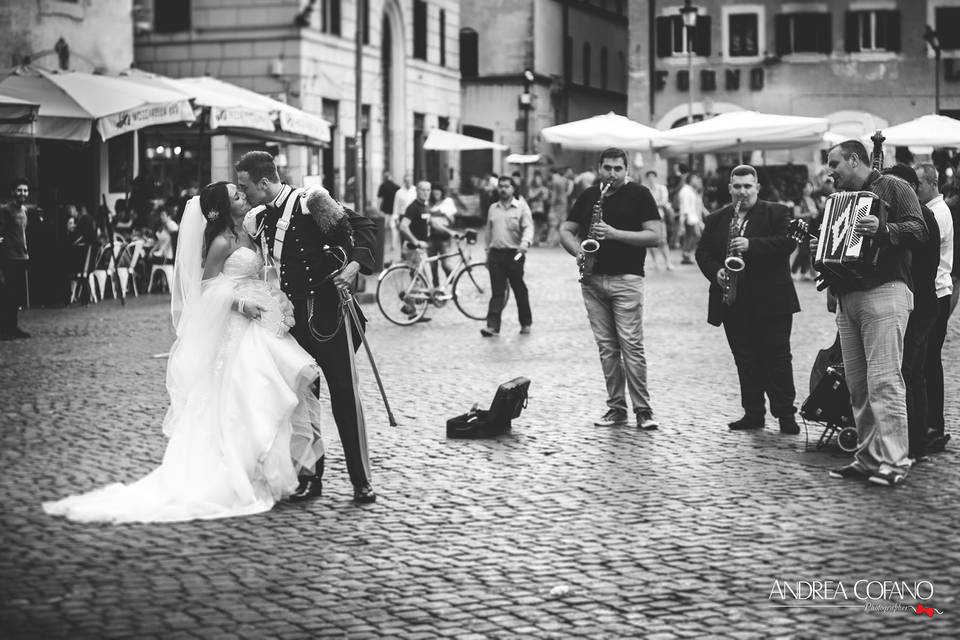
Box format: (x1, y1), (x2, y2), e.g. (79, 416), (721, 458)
(914, 604), (943, 618)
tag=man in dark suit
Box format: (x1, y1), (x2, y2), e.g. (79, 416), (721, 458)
(695, 165), (800, 433)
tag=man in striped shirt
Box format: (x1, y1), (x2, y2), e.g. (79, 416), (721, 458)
(819, 140), (928, 487)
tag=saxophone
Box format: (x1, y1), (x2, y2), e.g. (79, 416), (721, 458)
(721, 196), (746, 306)
(577, 179), (613, 282)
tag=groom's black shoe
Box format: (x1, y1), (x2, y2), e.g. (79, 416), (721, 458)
(353, 484), (376, 504)
(289, 475), (323, 502)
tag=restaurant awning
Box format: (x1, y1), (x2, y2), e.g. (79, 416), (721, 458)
(119, 71), (330, 144)
(653, 111), (829, 156)
(0, 66), (194, 141)
(423, 129), (507, 151)
(540, 112), (662, 150)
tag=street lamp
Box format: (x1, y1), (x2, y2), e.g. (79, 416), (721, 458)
(680, 0), (699, 126)
(923, 26), (941, 115)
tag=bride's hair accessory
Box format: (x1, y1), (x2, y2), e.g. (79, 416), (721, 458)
(206, 210), (221, 222)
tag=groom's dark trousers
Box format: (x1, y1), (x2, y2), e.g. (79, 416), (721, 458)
(290, 291), (371, 489)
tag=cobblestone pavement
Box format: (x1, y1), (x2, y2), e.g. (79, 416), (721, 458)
(1, 247), (958, 639)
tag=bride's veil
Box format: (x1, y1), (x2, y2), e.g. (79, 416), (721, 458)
(171, 196), (204, 334)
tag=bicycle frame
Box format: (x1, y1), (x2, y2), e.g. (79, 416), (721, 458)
(408, 236), (475, 293)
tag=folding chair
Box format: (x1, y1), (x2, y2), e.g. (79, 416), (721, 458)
(68, 243), (99, 306)
(92, 240), (125, 301)
(117, 239), (145, 297)
(148, 263), (175, 293)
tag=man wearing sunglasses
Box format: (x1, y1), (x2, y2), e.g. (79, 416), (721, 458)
(560, 148), (663, 430)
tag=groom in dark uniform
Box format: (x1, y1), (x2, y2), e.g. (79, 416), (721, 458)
(236, 151), (378, 503)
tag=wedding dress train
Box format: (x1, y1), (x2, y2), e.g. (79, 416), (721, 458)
(43, 247), (323, 523)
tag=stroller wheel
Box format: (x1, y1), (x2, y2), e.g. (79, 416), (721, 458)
(838, 427), (859, 452)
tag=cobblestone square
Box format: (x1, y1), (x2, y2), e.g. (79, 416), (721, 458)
(1, 247), (958, 638)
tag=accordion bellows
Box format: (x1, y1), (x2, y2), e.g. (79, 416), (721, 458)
(815, 191), (885, 281)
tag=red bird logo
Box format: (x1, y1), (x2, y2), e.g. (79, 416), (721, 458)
(914, 604), (943, 618)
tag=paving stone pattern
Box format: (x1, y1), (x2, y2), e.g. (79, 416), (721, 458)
(1, 247), (958, 639)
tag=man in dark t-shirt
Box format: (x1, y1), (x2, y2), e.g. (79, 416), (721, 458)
(560, 147), (662, 430)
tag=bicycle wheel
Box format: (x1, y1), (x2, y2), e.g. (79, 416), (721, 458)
(377, 265), (431, 325)
(453, 261), (507, 320)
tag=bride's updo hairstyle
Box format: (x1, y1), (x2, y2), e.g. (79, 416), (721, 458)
(199, 181), (237, 255)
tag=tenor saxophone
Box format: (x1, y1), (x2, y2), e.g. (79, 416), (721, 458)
(721, 197), (746, 306)
(577, 179), (613, 282)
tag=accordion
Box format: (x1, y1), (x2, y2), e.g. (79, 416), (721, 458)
(814, 191), (885, 281)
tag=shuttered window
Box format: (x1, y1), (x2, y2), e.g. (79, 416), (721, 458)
(774, 12), (832, 55)
(844, 10), (900, 53)
(655, 14), (711, 58)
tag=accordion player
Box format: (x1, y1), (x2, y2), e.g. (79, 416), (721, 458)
(814, 190), (887, 282)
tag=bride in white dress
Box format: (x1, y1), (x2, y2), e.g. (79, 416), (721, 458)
(43, 182), (324, 523)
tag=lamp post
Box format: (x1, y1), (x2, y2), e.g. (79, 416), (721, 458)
(923, 26), (941, 115)
(680, 0), (699, 126)
(520, 68), (534, 186)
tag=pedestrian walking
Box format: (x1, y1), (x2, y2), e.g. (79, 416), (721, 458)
(481, 175), (533, 337)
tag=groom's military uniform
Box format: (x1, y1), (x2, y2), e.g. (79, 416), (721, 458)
(257, 184), (377, 491)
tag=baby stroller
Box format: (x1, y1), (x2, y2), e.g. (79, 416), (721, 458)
(800, 333), (858, 452)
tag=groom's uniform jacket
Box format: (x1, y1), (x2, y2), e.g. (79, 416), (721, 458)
(257, 183), (377, 300)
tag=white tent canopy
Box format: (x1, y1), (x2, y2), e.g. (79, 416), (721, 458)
(874, 114), (960, 148)
(506, 153), (542, 164)
(0, 66), (194, 141)
(540, 112), (661, 150)
(654, 111), (829, 156)
(423, 129), (507, 151)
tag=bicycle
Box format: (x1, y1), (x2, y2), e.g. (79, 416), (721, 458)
(375, 229), (508, 326)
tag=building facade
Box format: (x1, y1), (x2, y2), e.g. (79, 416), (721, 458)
(460, 0), (628, 183)
(0, 0), (135, 209)
(629, 0), (960, 174)
(135, 0), (461, 208)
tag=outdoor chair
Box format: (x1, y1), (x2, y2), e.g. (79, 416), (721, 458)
(148, 263), (175, 293)
(91, 240), (124, 301)
(68, 243), (99, 306)
(117, 239), (145, 297)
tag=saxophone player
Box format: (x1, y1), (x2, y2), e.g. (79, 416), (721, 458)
(559, 148), (663, 430)
(694, 165), (801, 434)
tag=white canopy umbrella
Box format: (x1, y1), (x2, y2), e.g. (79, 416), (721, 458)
(873, 114), (960, 148)
(540, 112), (661, 150)
(505, 153), (542, 164)
(0, 66), (194, 141)
(654, 111), (829, 156)
(423, 129), (507, 151)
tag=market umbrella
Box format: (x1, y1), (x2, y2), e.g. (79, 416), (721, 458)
(654, 110), (828, 157)
(0, 92), (39, 123)
(871, 114), (960, 148)
(423, 129), (507, 151)
(0, 66), (194, 141)
(540, 112), (662, 150)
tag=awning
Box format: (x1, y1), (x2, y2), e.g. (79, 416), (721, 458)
(120, 71), (330, 144)
(0, 92), (39, 123)
(654, 111), (828, 156)
(540, 112), (661, 150)
(874, 114), (960, 148)
(423, 129), (507, 151)
(0, 66), (194, 141)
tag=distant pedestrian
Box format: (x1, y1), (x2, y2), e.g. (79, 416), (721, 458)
(679, 173), (704, 264)
(0, 178), (32, 339)
(644, 170), (674, 271)
(481, 176), (533, 337)
(559, 147), (662, 430)
(376, 171), (400, 252)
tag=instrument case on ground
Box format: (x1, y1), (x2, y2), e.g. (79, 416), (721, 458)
(446, 377), (530, 439)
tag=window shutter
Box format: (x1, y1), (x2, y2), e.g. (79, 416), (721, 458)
(818, 13), (833, 54)
(693, 15), (711, 57)
(774, 15), (790, 56)
(884, 11), (900, 52)
(844, 11), (858, 53)
(656, 17), (672, 58)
